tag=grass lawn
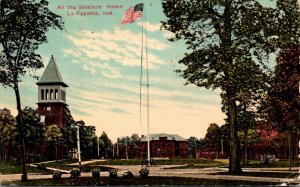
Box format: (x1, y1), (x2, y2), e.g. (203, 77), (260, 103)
(4, 176), (280, 186)
(211, 171), (299, 178)
(88, 158), (226, 166)
(242, 159), (300, 168)
(0, 161), (51, 174)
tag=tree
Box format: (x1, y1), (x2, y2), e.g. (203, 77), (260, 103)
(0, 108), (17, 160)
(117, 136), (131, 159)
(0, 0), (63, 181)
(162, 0), (275, 174)
(187, 136), (198, 158)
(44, 124), (63, 160)
(80, 125), (96, 159)
(238, 129), (261, 160)
(60, 107), (77, 158)
(264, 0), (300, 171)
(236, 104), (256, 164)
(98, 132), (112, 159)
(204, 123), (221, 158)
(130, 133), (140, 143)
(21, 107), (44, 162)
(61, 126), (76, 158)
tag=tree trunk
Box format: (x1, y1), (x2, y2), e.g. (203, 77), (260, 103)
(14, 84), (28, 181)
(223, 0), (242, 175)
(126, 145), (128, 160)
(288, 131), (292, 171)
(55, 144), (58, 161)
(244, 129), (248, 165)
(227, 89), (242, 174)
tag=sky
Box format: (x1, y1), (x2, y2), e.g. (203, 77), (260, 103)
(0, 0), (276, 142)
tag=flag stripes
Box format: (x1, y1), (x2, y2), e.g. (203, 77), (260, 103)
(121, 3), (143, 25)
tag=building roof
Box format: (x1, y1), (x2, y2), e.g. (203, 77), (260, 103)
(140, 133), (187, 142)
(36, 55), (68, 87)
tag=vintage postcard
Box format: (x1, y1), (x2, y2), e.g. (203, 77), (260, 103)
(0, 0), (299, 186)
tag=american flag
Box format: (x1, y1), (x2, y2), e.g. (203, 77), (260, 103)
(121, 3), (144, 25)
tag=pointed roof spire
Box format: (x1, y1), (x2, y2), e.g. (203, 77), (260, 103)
(36, 56), (68, 87)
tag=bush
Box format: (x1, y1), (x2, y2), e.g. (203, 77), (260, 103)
(70, 168), (80, 179)
(139, 167), (149, 178)
(92, 169), (101, 178)
(109, 169), (118, 178)
(123, 171), (134, 179)
(52, 170), (62, 180)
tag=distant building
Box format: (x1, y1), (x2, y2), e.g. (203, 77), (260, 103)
(36, 55), (68, 127)
(138, 133), (188, 159)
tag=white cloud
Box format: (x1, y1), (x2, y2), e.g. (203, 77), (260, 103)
(137, 22), (162, 32)
(68, 87), (225, 141)
(163, 31), (176, 39)
(63, 27), (170, 78)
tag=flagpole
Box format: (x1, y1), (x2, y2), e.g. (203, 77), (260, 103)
(139, 8), (144, 135)
(144, 5), (151, 166)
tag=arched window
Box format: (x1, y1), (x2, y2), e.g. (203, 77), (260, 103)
(55, 89), (58, 100)
(41, 89), (44, 100)
(50, 89), (53, 100)
(45, 89), (49, 100)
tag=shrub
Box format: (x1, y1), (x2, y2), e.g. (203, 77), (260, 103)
(92, 168), (101, 178)
(52, 170), (62, 180)
(70, 168), (81, 179)
(109, 169), (118, 178)
(139, 167), (149, 178)
(123, 171), (134, 179)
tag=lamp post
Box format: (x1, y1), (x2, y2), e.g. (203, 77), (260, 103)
(73, 120), (84, 170)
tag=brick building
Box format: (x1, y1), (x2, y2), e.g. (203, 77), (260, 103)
(36, 56), (68, 159)
(138, 133), (188, 159)
(36, 55), (68, 127)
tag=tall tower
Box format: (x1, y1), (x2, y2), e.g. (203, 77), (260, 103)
(36, 55), (68, 127)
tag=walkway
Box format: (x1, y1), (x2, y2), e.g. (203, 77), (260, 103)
(1, 160), (299, 185)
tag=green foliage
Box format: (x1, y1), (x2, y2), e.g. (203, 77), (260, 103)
(0, 108), (17, 147)
(98, 131), (112, 158)
(266, 45), (300, 133)
(22, 107), (44, 147)
(91, 168), (101, 178)
(61, 126), (76, 150)
(44, 124), (62, 143)
(187, 136), (199, 158)
(70, 168), (80, 179)
(109, 169), (118, 178)
(161, 0), (277, 174)
(0, 161), (50, 174)
(0, 0), (63, 86)
(139, 167), (149, 178)
(238, 129), (261, 147)
(52, 170), (62, 180)
(204, 123), (221, 152)
(123, 170), (134, 179)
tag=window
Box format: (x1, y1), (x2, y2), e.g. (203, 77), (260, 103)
(41, 89), (44, 100)
(55, 89), (58, 100)
(50, 89), (53, 100)
(45, 89), (49, 100)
